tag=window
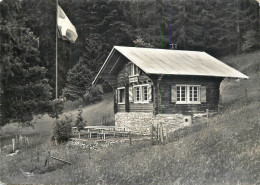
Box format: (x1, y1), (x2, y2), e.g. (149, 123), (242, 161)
(135, 86), (141, 102)
(134, 84), (149, 103)
(117, 87), (125, 104)
(176, 85), (200, 104)
(177, 86), (187, 102)
(130, 63), (139, 76)
(143, 86), (148, 101)
(189, 86), (199, 102)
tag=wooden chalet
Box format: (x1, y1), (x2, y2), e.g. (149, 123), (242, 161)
(92, 46), (248, 134)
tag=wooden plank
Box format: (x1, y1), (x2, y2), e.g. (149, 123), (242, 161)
(51, 156), (71, 165)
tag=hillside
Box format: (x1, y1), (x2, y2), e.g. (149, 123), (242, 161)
(0, 51), (259, 184)
(220, 50), (260, 104)
(18, 0), (260, 97)
(2, 0), (260, 127)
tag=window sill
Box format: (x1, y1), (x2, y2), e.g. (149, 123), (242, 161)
(129, 75), (139, 78)
(118, 103), (125, 105)
(133, 102), (149, 104)
(175, 102), (201, 105)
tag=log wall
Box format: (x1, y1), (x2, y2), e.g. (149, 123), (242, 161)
(115, 58), (153, 113)
(156, 75), (223, 114)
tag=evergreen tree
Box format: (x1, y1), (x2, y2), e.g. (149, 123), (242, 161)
(12, 0), (260, 101)
(21, 0), (72, 98)
(63, 60), (93, 101)
(0, 0), (53, 126)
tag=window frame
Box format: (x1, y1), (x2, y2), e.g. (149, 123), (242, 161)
(133, 84), (149, 104)
(117, 87), (125, 105)
(129, 63), (139, 77)
(176, 85), (201, 104)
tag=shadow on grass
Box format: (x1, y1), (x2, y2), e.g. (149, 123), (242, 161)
(25, 162), (67, 175)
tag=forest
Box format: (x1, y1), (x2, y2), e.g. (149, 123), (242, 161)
(0, 0), (260, 126)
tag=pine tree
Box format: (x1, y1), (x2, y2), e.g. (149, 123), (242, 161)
(63, 60), (93, 101)
(0, 0), (53, 126)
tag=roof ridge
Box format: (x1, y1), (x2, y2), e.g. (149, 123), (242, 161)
(114, 45), (205, 53)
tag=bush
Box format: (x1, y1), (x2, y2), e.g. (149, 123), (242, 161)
(75, 107), (86, 131)
(48, 99), (64, 119)
(83, 86), (102, 105)
(53, 115), (73, 143)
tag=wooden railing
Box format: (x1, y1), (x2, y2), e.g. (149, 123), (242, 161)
(72, 126), (128, 140)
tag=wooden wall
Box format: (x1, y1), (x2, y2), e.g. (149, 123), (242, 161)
(115, 57), (153, 113)
(156, 75), (223, 114)
(113, 54), (223, 114)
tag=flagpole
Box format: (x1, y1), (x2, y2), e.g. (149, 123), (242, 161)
(56, 0), (58, 99)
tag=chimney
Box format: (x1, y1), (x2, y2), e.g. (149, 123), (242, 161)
(170, 43), (177, 50)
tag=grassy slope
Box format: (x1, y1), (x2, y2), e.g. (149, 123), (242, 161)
(65, 99), (114, 126)
(0, 51), (260, 184)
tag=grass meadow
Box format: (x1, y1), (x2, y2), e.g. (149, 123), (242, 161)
(0, 51), (259, 184)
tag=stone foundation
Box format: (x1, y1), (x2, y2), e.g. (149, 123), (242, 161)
(115, 112), (191, 135)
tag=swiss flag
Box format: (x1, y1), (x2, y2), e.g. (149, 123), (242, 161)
(57, 5), (78, 43)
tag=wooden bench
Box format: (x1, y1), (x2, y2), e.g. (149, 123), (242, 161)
(97, 131), (131, 140)
(82, 126), (128, 140)
(80, 130), (99, 138)
(115, 131), (130, 137)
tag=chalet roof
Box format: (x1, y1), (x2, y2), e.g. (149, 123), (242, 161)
(93, 46), (248, 84)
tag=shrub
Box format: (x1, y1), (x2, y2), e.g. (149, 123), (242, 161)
(53, 115), (73, 143)
(75, 107), (86, 131)
(48, 99), (64, 119)
(83, 86), (102, 105)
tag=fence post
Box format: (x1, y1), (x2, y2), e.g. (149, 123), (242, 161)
(160, 122), (164, 144)
(27, 137), (30, 147)
(25, 137), (28, 150)
(12, 139), (15, 153)
(45, 151), (50, 167)
(47, 151), (50, 166)
(156, 124), (159, 144)
(88, 144), (91, 160)
(151, 125), (154, 145)
(218, 95), (222, 112)
(15, 135), (18, 148)
(129, 132), (132, 145)
(37, 149), (40, 162)
(165, 125), (169, 143)
(206, 109), (209, 124)
(55, 137), (58, 145)
(19, 135), (22, 147)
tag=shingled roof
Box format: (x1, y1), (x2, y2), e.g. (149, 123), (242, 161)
(93, 46), (248, 84)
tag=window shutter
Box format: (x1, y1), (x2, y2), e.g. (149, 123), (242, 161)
(129, 63), (133, 76)
(115, 89), (118, 103)
(148, 85), (152, 102)
(129, 86), (133, 102)
(200, 86), (207, 102)
(171, 85), (177, 102)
